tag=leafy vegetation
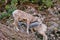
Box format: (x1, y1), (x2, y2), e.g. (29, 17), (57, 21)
(0, 0), (17, 19)
(42, 0), (53, 7)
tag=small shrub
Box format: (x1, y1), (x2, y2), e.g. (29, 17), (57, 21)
(0, 0), (17, 20)
(42, 0), (53, 7)
(0, 12), (10, 19)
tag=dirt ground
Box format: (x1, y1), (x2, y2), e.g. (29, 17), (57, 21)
(0, 0), (60, 40)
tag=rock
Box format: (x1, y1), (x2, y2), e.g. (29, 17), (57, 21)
(0, 23), (37, 40)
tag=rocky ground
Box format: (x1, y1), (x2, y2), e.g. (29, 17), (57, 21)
(0, 0), (60, 40)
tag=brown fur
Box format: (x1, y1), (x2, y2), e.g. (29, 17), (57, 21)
(12, 10), (47, 40)
(12, 10), (39, 34)
(34, 24), (47, 40)
(30, 23), (47, 40)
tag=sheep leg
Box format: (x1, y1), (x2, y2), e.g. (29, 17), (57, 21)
(27, 20), (30, 34)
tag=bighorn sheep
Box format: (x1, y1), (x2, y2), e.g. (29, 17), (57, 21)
(12, 10), (42, 34)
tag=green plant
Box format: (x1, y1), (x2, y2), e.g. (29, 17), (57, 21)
(0, 0), (18, 20)
(0, 12), (10, 19)
(42, 0), (53, 7)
